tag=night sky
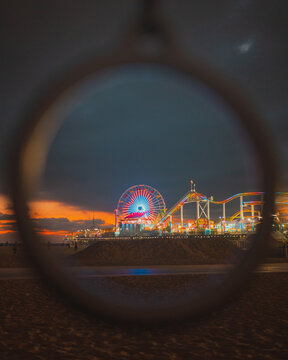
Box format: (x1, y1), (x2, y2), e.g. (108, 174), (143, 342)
(42, 65), (258, 211)
(0, 0), (288, 237)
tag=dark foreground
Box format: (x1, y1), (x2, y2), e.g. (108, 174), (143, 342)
(0, 273), (288, 359)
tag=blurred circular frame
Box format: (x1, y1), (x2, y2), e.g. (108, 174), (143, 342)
(9, 43), (276, 324)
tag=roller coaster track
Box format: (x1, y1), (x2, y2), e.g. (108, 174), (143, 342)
(154, 190), (206, 225)
(228, 209), (261, 221)
(155, 191), (288, 227)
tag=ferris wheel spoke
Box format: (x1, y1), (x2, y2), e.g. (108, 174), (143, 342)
(116, 185), (166, 229)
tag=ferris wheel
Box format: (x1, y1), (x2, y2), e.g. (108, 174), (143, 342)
(117, 185), (166, 224)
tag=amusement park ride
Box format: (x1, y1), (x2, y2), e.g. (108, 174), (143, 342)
(115, 182), (288, 236)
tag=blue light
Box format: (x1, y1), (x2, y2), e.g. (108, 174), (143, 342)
(128, 195), (150, 216)
(127, 268), (152, 276)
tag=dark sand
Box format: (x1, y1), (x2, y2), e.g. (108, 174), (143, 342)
(69, 237), (242, 266)
(0, 246), (77, 268)
(0, 237), (286, 268)
(0, 273), (288, 359)
(0, 241), (288, 359)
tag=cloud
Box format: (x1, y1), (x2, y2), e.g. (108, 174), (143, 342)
(29, 199), (114, 224)
(0, 212), (16, 221)
(0, 208), (106, 236)
(31, 217), (105, 233)
(0, 196), (114, 242)
(0, 211), (17, 232)
(0, 222), (17, 232)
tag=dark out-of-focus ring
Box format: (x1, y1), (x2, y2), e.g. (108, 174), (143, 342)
(9, 48), (276, 325)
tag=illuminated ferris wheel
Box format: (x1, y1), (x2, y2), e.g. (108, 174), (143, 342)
(117, 185), (166, 224)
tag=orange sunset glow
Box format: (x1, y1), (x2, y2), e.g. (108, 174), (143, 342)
(0, 194), (12, 214)
(0, 193), (115, 241)
(29, 199), (115, 224)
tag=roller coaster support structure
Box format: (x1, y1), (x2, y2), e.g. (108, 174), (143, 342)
(251, 204), (255, 231)
(196, 198), (211, 230)
(222, 203), (226, 233)
(207, 199), (210, 230)
(240, 196), (244, 220)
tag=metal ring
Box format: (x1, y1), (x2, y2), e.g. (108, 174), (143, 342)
(9, 47), (276, 325)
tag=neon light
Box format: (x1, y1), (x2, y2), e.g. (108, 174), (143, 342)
(155, 191), (288, 227)
(117, 185), (166, 225)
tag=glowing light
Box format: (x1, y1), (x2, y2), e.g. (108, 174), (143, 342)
(237, 38), (254, 54)
(117, 185), (166, 224)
